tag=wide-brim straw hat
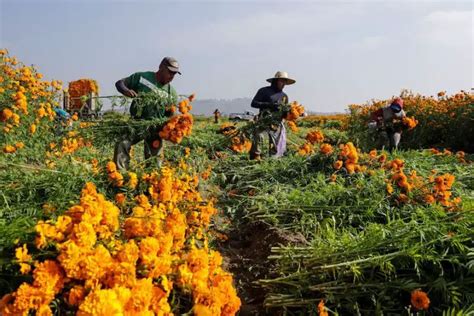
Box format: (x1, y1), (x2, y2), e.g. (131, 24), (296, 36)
(266, 71), (296, 85)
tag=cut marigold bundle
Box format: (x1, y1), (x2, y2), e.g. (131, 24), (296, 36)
(159, 113), (193, 144)
(285, 101), (305, 121)
(402, 116), (418, 130)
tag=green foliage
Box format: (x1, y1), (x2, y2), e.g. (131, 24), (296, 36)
(213, 146), (474, 314)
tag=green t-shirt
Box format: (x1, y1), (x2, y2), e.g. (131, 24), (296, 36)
(125, 71), (178, 119)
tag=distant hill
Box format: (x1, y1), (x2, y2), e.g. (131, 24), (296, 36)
(100, 96), (345, 116)
(191, 98), (253, 116)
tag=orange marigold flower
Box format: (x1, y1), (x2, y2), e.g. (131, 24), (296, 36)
(287, 121), (298, 132)
(3, 145), (16, 153)
(0, 108), (13, 122)
(115, 193), (126, 205)
(318, 300), (328, 316)
(411, 290), (430, 310)
(424, 194), (435, 204)
(320, 143), (333, 155)
(333, 160), (343, 170)
(106, 161), (117, 173)
(306, 130), (324, 144)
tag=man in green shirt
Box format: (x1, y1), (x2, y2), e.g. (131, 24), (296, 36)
(113, 57), (180, 170)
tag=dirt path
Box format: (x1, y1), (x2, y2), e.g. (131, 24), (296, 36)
(217, 221), (307, 315)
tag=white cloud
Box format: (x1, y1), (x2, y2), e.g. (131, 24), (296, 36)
(417, 10), (473, 46)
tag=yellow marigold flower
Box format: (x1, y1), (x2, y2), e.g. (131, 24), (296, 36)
(287, 121), (298, 132)
(77, 288), (125, 315)
(0, 108), (13, 122)
(106, 161), (117, 173)
(386, 183), (394, 195)
(15, 244), (32, 274)
(32, 260), (65, 293)
(333, 160), (343, 170)
(3, 145), (16, 153)
(30, 124), (37, 134)
(128, 172), (138, 189)
(345, 162), (356, 174)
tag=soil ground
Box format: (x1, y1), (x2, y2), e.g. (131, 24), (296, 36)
(218, 221), (307, 315)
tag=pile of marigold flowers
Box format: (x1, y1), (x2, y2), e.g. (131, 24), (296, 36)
(68, 79), (99, 110)
(1, 161), (241, 315)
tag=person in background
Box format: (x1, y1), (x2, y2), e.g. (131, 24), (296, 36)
(53, 107), (71, 122)
(113, 57), (180, 170)
(53, 106), (72, 134)
(213, 108), (221, 123)
(249, 71), (295, 160)
(369, 97), (406, 151)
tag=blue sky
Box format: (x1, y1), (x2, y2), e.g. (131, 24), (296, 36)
(1, 0), (472, 113)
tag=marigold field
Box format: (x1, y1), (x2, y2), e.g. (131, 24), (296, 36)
(1, 50), (473, 315)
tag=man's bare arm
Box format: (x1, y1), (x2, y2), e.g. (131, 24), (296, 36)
(115, 79), (137, 98)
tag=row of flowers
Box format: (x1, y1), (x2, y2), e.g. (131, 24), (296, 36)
(3, 162), (240, 315)
(296, 129), (464, 211)
(0, 49), (240, 315)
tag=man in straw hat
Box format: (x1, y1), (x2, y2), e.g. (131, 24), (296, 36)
(113, 56), (180, 170)
(249, 71), (296, 160)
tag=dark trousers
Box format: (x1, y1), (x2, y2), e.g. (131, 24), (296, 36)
(113, 126), (163, 171)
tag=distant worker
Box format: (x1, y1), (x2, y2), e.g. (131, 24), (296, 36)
(53, 107), (71, 122)
(53, 106), (71, 134)
(113, 57), (180, 170)
(213, 108), (221, 123)
(368, 97), (406, 151)
(249, 71), (295, 160)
